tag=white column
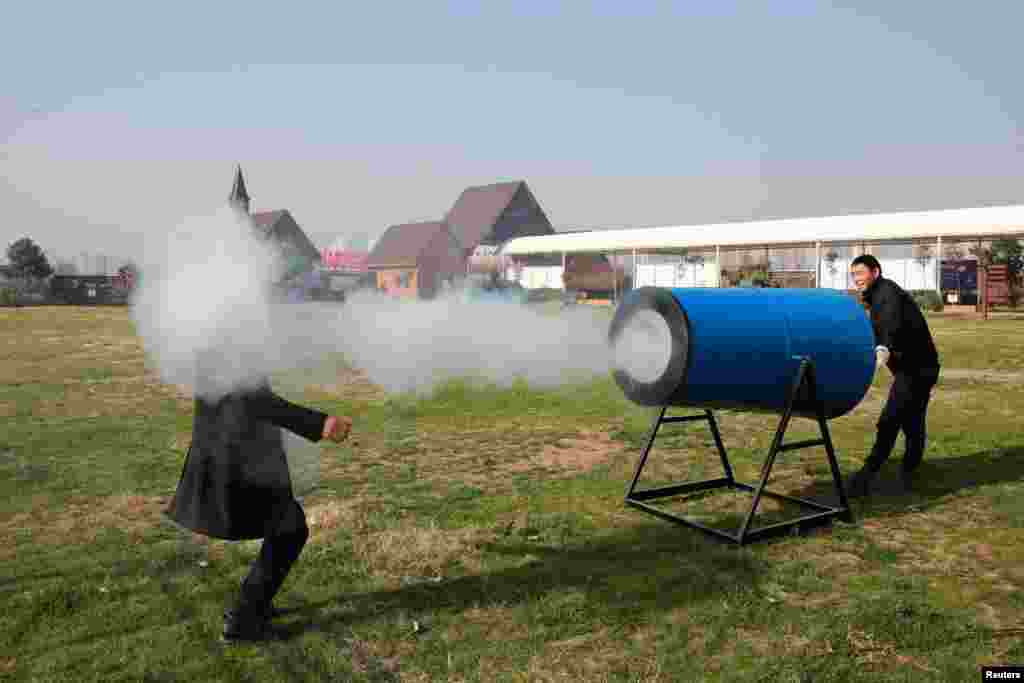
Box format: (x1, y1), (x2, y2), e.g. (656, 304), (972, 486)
(715, 245), (721, 287)
(815, 241), (821, 288)
(611, 253), (617, 302)
(936, 236), (942, 292)
(632, 249), (637, 291)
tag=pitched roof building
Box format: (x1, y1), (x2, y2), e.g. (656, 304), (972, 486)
(444, 180), (555, 257)
(251, 209), (320, 263)
(228, 166), (320, 274)
(366, 221), (464, 299)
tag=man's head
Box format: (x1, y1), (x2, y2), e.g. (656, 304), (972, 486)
(850, 254), (882, 292)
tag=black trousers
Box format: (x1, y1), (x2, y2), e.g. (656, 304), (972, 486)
(864, 367), (940, 474)
(236, 498), (309, 612)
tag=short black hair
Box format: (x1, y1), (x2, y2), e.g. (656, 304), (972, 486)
(851, 254), (882, 274)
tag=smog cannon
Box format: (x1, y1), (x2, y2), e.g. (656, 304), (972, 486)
(607, 286), (876, 545)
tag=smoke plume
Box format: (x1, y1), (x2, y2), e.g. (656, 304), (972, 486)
(130, 208), (615, 402)
(325, 289), (614, 394)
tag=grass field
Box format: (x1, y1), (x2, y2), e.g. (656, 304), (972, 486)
(2, 304), (1024, 682)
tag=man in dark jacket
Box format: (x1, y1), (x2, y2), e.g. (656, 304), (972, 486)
(846, 254), (941, 498)
(166, 374), (351, 642)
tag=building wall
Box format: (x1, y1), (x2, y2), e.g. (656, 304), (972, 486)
(417, 228), (466, 299)
(635, 262), (718, 288)
(513, 266), (564, 290)
(376, 269), (418, 298)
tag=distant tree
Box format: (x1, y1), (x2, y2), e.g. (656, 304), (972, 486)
(990, 238), (1023, 277)
(969, 243), (993, 271)
(6, 238), (54, 284)
(971, 239), (1024, 309)
(991, 239), (1024, 308)
(824, 250), (840, 277)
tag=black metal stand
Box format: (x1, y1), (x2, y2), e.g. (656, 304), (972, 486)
(624, 359), (854, 545)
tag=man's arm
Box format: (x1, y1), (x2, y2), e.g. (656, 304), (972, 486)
(872, 286), (904, 357)
(244, 388), (330, 442)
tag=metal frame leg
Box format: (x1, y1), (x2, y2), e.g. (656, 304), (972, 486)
(623, 359), (855, 545)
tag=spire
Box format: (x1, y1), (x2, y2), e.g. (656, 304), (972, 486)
(228, 164), (251, 214)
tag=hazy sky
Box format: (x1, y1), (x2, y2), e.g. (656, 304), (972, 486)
(3, 2), (1022, 267)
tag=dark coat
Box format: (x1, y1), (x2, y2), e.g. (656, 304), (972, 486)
(165, 382), (328, 540)
(861, 277), (940, 374)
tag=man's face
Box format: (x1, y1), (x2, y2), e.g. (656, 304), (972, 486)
(850, 263), (879, 291)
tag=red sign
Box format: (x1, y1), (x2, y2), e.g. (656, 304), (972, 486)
(321, 250), (368, 272)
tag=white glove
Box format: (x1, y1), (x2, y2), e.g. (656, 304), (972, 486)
(875, 346), (891, 369)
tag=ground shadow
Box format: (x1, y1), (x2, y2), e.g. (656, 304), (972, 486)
(783, 444), (1024, 520)
(272, 520), (769, 641)
(270, 447), (1024, 640)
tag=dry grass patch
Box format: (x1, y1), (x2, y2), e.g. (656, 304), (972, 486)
(1, 493), (170, 549)
(779, 622), (835, 657)
(29, 378), (191, 419)
(354, 520), (493, 580)
(346, 637), (404, 678)
(860, 505), (1024, 632)
(940, 368), (1024, 383)
(443, 605), (530, 644)
(519, 626), (667, 682)
(505, 429), (625, 475)
(845, 625), (939, 674)
(304, 497), (372, 540)
(307, 366), (386, 402)
(814, 551), (865, 572)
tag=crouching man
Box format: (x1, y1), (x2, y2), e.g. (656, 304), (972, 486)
(165, 376), (351, 642)
(846, 254), (941, 498)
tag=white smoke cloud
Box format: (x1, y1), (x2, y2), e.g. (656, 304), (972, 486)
(130, 209), (615, 403)
(130, 206), (291, 400)
(324, 290), (614, 394)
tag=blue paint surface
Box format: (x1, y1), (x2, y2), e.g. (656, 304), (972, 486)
(666, 288), (876, 419)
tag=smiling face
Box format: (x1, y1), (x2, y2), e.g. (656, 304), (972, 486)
(850, 262), (880, 292)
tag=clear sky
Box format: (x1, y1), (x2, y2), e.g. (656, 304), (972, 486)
(2, 1), (1022, 267)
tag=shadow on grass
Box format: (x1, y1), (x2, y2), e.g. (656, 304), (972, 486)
(273, 522), (768, 641)
(13, 521), (769, 659)
(784, 444), (1024, 520)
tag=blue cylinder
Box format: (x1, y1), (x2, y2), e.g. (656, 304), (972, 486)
(609, 287), (876, 420)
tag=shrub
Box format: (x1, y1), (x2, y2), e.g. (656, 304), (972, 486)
(1008, 278), (1022, 309)
(525, 288), (565, 303)
(0, 288), (16, 306)
(909, 290), (944, 312)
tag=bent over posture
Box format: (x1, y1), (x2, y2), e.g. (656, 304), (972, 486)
(846, 254), (940, 498)
(165, 379), (351, 642)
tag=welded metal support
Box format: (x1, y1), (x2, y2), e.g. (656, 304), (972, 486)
(624, 358), (854, 545)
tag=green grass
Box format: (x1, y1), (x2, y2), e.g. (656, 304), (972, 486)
(2, 305), (1024, 681)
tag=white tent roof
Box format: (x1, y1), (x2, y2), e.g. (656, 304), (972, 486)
(499, 203), (1024, 255)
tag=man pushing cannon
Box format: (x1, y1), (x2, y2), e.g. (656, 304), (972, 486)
(846, 254), (941, 498)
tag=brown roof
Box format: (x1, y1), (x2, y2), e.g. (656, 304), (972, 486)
(366, 221), (451, 268)
(249, 209), (320, 262)
(251, 209), (286, 231)
(444, 181), (524, 250)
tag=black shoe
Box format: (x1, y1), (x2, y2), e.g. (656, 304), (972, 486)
(224, 604), (285, 621)
(845, 468), (875, 499)
(899, 469), (915, 494)
(222, 606), (271, 643)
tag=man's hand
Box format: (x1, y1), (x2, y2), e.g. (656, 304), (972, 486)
(875, 346), (891, 369)
(322, 415), (353, 443)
